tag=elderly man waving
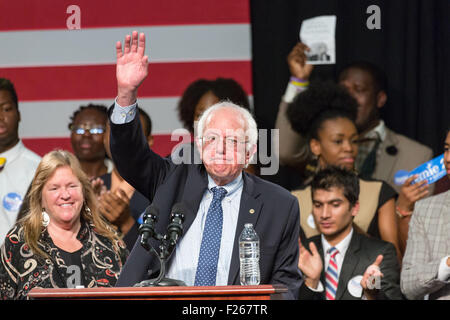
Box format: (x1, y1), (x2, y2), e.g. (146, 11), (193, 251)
(110, 31), (301, 299)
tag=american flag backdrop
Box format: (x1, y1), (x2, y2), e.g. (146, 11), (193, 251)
(0, 0), (252, 157)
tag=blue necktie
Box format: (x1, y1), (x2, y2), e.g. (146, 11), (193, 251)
(194, 186), (228, 286)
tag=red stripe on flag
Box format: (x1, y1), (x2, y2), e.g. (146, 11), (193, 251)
(0, 0), (250, 31)
(0, 61), (252, 101)
(22, 134), (181, 158)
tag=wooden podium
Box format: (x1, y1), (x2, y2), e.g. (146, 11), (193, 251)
(28, 284), (288, 300)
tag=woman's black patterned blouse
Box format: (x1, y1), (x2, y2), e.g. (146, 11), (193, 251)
(0, 220), (128, 299)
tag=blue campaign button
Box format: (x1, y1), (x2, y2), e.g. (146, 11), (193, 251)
(2, 192), (23, 212)
(137, 211), (144, 224)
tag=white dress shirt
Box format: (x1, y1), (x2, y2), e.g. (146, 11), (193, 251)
(166, 174), (243, 285)
(308, 228), (354, 292)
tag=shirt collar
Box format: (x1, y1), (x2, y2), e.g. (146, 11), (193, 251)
(321, 227), (354, 257)
(207, 172), (243, 199)
(363, 120), (386, 142)
(0, 140), (23, 161)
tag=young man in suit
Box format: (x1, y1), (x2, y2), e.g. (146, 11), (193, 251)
(109, 31), (301, 298)
(298, 166), (403, 300)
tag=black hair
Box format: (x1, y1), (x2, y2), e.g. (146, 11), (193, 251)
(338, 61), (387, 93)
(286, 81), (358, 142)
(0, 78), (18, 109)
(311, 165), (360, 207)
(177, 78), (250, 133)
(68, 103), (108, 130)
(137, 106), (152, 137)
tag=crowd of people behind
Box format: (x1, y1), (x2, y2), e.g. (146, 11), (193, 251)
(0, 34), (448, 300)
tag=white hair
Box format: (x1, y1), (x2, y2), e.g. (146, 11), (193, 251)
(195, 101), (258, 162)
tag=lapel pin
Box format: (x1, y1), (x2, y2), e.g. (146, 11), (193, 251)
(249, 209), (255, 214)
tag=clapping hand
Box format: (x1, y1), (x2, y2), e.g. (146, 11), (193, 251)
(298, 241), (323, 289)
(98, 189), (135, 235)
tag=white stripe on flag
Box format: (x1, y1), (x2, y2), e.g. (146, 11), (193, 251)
(0, 24), (251, 68)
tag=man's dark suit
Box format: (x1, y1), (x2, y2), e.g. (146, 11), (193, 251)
(110, 109), (302, 298)
(299, 231), (404, 300)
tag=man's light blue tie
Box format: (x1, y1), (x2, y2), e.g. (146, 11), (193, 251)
(194, 187), (228, 286)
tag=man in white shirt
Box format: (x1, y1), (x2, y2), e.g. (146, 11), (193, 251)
(298, 166), (403, 300)
(0, 78), (41, 244)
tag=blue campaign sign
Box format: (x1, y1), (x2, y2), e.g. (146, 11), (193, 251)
(394, 170), (409, 186)
(394, 154), (446, 185)
(410, 154), (446, 185)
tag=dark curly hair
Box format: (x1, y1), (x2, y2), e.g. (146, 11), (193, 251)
(177, 78), (250, 133)
(286, 81), (358, 142)
(311, 165), (360, 207)
(68, 103), (108, 131)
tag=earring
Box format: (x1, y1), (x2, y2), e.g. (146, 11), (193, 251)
(42, 210), (50, 227)
(85, 206), (91, 215)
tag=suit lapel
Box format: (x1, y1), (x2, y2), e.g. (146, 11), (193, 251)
(314, 237), (326, 292)
(181, 166), (209, 231)
(335, 232), (361, 300)
(376, 128), (398, 182)
(228, 173), (263, 284)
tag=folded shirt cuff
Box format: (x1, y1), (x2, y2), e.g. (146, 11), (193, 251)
(307, 281), (324, 292)
(437, 256), (450, 281)
(110, 97), (138, 124)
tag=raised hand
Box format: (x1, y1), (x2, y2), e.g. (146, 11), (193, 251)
(116, 31), (149, 106)
(361, 254), (384, 299)
(287, 42), (314, 80)
(298, 241), (323, 289)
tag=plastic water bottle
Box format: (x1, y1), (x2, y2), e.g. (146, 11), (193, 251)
(239, 223), (260, 285)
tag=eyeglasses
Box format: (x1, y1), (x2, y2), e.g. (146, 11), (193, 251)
(72, 126), (105, 135)
(202, 134), (248, 150)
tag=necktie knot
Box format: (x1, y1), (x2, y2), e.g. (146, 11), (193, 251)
(328, 247), (339, 259)
(211, 187), (227, 201)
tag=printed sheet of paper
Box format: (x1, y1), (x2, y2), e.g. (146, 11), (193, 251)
(299, 15), (336, 65)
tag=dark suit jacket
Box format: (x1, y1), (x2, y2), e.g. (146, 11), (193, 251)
(110, 108), (302, 298)
(298, 232), (404, 300)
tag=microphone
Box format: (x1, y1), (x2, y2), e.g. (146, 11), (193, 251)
(166, 203), (185, 250)
(139, 204), (159, 251)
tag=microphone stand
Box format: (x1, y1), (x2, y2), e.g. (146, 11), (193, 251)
(135, 214), (186, 287)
